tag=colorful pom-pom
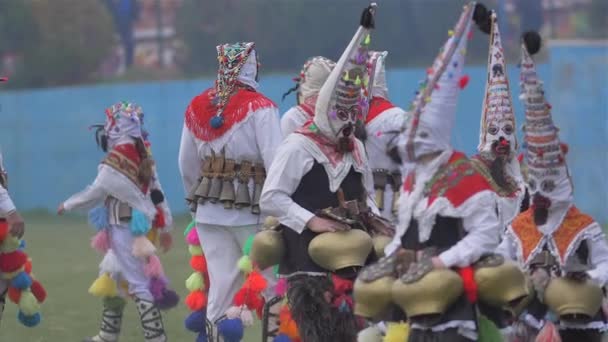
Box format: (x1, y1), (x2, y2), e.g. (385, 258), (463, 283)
(225, 305), (242, 319)
(130, 210), (151, 236)
(458, 266), (478, 303)
(185, 309), (207, 333)
(18, 239), (26, 250)
(186, 228), (200, 245)
(186, 272), (205, 292)
(155, 288), (179, 310)
(240, 308), (254, 327)
(245, 271), (268, 293)
(144, 255), (164, 278)
(210, 116), (224, 129)
(88, 206), (109, 231)
(184, 220), (196, 237)
(11, 271), (32, 290)
(149, 276), (168, 301)
(274, 334), (292, 342)
(91, 229), (111, 254)
(153, 208), (166, 229)
(1, 235), (21, 253)
(88, 273), (118, 297)
(383, 322), (409, 342)
(243, 235), (255, 256)
(275, 278), (287, 297)
(18, 311), (41, 327)
(217, 318), (244, 342)
(185, 290), (208, 311)
(19, 291), (40, 316)
(477, 314), (503, 342)
(8, 286), (21, 304)
(278, 306), (299, 339)
(458, 75), (470, 89)
(99, 249), (120, 274)
(196, 330), (209, 342)
(0, 250), (27, 273)
(0, 221), (8, 242)
(237, 255), (253, 274)
(30, 280), (47, 303)
(132, 235), (156, 258)
(190, 255), (208, 273)
(188, 245), (203, 256)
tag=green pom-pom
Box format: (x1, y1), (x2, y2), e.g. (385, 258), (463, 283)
(19, 291), (40, 316)
(273, 265), (279, 277)
(243, 235), (255, 256)
(237, 255), (253, 274)
(477, 314), (502, 342)
(186, 272), (205, 292)
(103, 296), (127, 311)
(1, 235), (21, 253)
(184, 220), (196, 236)
(188, 245), (203, 256)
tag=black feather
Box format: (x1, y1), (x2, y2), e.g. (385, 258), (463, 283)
(287, 275), (335, 342)
(522, 31), (542, 55)
(473, 3), (491, 34)
(150, 189), (164, 205)
(281, 83), (299, 102)
(360, 4), (375, 29)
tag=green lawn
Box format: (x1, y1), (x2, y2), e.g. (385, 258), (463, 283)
(0, 213), (261, 341)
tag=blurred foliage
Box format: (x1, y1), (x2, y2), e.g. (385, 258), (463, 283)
(1, 0), (114, 89)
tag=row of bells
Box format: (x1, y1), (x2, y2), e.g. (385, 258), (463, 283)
(373, 170), (401, 215)
(186, 172), (263, 214)
(353, 257), (605, 324)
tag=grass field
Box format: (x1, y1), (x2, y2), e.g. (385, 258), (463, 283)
(0, 212), (261, 342)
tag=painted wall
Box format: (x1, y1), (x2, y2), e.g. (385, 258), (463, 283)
(0, 51), (605, 222)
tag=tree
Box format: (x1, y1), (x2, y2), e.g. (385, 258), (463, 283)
(15, 0), (115, 88)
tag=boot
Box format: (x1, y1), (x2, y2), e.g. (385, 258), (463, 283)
(134, 296), (167, 342)
(83, 297), (125, 342)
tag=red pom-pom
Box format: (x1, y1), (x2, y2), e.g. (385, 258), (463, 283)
(7, 286), (21, 304)
(332, 275), (353, 295)
(0, 221), (8, 242)
(30, 280), (47, 303)
(458, 266), (478, 303)
(560, 143), (569, 155)
(24, 259), (32, 274)
(153, 207), (166, 229)
(190, 255), (208, 273)
(185, 290), (207, 311)
(458, 75), (470, 89)
(517, 153), (524, 163)
(244, 271), (267, 293)
(0, 250), (28, 273)
(233, 287), (247, 307)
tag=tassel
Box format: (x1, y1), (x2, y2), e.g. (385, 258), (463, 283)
(18, 311), (41, 327)
(190, 255), (208, 273)
(8, 286), (21, 303)
(273, 334), (292, 342)
(243, 235), (255, 256)
(0, 221), (8, 243)
(30, 280), (47, 303)
(24, 259), (32, 274)
(144, 255), (164, 278)
(129, 209), (151, 236)
(186, 272), (205, 292)
(477, 314), (503, 342)
(383, 322), (409, 342)
(458, 266), (478, 303)
(185, 290), (208, 311)
(226, 305), (242, 319)
(358, 325), (383, 342)
(88, 273), (118, 297)
(132, 235), (156, 258)
(278, 305), (299, 339)
(217, 318), (244, 342)
(153, 207), (166, 228)
(186, 227), (200, 245)
(88, 206), (109, 231)
(147, 228), (159, 245)
(18, 291), (40, 316)
(149, 276), (168, 301)
(0, 250), (27, 273)
(188, 245), (203, 256)
(1, 235), (21, 253)
(99, 249), (121, 274)
(240, 308), (254, 327)
(90, 229), (110, 254)
(237, 255), (253, 274)
(156, 288), (179, 310)
(185, 309), (207, 333)
(11, 271), (32, 290)
(275, 278), (287, 297)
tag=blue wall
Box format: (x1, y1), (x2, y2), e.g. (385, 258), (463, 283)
(0, 49), (605, 222)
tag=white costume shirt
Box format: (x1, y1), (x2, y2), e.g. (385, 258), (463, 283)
(280, 106), (312, 138)
(365, 106), (407, 222)
(179, 106), (282, 227)
(260, 133), (378, 234)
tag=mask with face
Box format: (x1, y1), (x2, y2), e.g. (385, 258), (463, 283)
(91, 102), (144, 152)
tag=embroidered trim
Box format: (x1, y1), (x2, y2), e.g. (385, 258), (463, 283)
(470, 156), (519, 197)
(102, 145), (143, 192)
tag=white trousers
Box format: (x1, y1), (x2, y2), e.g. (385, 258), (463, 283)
(108, 224), (153, 301)
(196, 223), (276, 323)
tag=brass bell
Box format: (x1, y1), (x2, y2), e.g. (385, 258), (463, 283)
(251, 183), (261, 214)
(234, 182), (251, 209)
(220, 180), (235, 209)
(375, 189), (385, 212)
(391, 191), (400, 216)
(185, 179), (198, 204)
(118, 202), (132, 221)
(195, 177), (211, 204)
(208, 177), (222, 203)
(373, 171), (387, 211)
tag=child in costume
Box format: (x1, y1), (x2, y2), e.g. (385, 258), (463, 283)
(58, 102), (177, 342)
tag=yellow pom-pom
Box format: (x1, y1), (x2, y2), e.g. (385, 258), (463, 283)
(19, 291), (40, 316)
(188, 245), (203, 256)
(383, 322), (409, 342)
(237, 255), (253, 274)
(1, 235), (21, 253)
(185, 272), (205, 292)
(448, 30), (454, 37)
(364, 34), (371, 45)
(88, 273), (118, 297)
(147, 229), (159, 246)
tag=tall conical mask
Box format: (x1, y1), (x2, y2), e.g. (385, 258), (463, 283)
(367, 50), (389, 100)
(520, 31), (573, 203)
(402, 2), (477, 161)
(312, 3), (377, 142)
(478, 11), (518, 159)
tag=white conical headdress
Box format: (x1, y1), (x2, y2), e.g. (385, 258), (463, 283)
(520, 34), (573, 203)
(367, 50), (389, 99)
(478, 11), (518, 156)
(403, 2), (476, 160)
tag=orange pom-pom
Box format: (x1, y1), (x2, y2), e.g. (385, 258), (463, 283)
(24, 259), (32, 274)
(279, 305), (300, 339)
(190, 255), (208, 273)
(244, 271), (267, 293)
(30, 280), (47, 303)
(0, 250), (28, 273)
(7, 286), (21, 304)
(0, 221), (8, 242)
(185, 290), (207, 311)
